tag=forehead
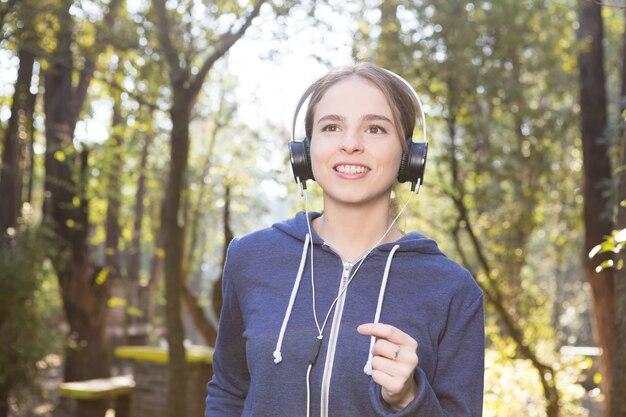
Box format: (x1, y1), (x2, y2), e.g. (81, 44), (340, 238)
(313, 76), (393, 120)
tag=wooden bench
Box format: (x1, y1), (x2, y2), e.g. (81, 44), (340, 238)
(114, 345), (213, 417)
(57, 375), (134, 417)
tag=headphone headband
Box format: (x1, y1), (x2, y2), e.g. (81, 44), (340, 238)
(291, 82), (319, 143)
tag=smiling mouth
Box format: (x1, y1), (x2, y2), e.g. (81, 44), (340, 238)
(334, 164), (370, 174)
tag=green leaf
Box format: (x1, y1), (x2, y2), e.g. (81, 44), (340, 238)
(108, 297), (127, 307)
(95, 268), (109, 285)
(595, 259), (614, 273)
(54, 150), (66, 162)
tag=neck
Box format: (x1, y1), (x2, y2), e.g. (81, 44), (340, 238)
(312, 199), (403, 262)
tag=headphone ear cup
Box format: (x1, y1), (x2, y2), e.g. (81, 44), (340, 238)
(397, 138), (412, 184)
(397, 139), (428, 192)
(288, 137), (315, 188)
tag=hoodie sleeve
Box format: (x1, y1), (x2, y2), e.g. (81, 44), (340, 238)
(205, 238), (250, 416)
(368, 284), (485, 417)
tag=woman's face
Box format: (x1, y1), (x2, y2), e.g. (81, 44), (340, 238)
(310, 76), (403, 209)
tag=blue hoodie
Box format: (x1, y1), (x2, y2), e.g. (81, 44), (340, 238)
(205, 211), (484, 417)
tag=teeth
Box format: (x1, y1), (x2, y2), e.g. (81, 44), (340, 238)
(335, 165), (368, 174)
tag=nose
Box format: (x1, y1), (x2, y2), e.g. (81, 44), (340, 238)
(340, 129), (363, 153)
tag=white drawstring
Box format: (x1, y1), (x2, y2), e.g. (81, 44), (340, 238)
(273, 233), (310, 364)
(363, 244), (400, 376)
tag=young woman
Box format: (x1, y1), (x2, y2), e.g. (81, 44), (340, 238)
(205, 62), (484, 417)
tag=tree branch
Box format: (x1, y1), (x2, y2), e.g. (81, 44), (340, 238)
(181, 283), (216, 346)
(442, 75), (559, 415)
(153, 0), (184, 83)
(93, 72), (163, 112)
(190, 0), (266, 95)
(72, 0), (124, 122)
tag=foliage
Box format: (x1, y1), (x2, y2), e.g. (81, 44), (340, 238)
(484, 341), (590, 417)
(0, 0), (621, 414)
(353, 0), (593, 415)
(589, 227), (626, 272)
(0, 215), (62, 407)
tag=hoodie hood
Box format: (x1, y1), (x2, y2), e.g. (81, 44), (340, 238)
(273, 210), (444, 256)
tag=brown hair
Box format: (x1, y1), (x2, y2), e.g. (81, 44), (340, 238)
(303, 62), (417, 151)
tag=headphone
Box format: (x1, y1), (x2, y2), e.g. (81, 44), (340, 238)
(288, 68), (428, 193)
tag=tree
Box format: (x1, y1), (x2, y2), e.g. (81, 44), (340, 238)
(0, 226), (59, 417)
(148, 1), (265, 415)
(104, 91), (124, 280)
(608, 6), (626, 417)
(578, 2), (615, 414)
(0, 0), (39, 234)
(361, 1), (585, 415)
(42, 2), (123, 407)
(180, 77), (235, 346)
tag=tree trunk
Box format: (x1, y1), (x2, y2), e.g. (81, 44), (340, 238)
(150, 1), (265, 413)
(0, 47), (35, 233)
(23, 61), (37, 206)
(42, 0), (121, 401)
(212, 183), (234, 320)
(161, 95), (192, 417)
(144, 230), (163, 325)
(128, 134), (151, 285)
(105, 93), (123, 279)
(43, 6), (111, 381)
(377, 0), (402, 71)
(611, 7), (626, 417)
(0, 382), (8, 417)
(614, 245), (626, 417)
(578, 3), (615, 414)
(128, 131), (151, 331)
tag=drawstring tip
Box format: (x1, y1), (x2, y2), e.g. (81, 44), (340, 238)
(273, 351), (283, 364)
(363, 361), (372, 376)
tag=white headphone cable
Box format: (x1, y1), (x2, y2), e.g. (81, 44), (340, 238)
(302, 189), (415, 417)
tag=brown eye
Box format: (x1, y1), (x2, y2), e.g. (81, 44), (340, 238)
(367, 125), (387, 134)
(322, 124), (339, 132)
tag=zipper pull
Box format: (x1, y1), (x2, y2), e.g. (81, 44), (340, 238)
(342, 262), (351, 281)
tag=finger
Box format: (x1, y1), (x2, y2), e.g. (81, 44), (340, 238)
(369, 367), (406, 397)
(358, 323), (418, 349)
(371, 351), (418, 378)
(372, 338), (403, 360)
(371, 355), (408, 378)
(373, 366), (419, 411)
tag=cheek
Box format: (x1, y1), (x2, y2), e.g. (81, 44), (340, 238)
(309, 140), (321, 178)
(387, 146), (405, 174)
(308, 139), (325, 177)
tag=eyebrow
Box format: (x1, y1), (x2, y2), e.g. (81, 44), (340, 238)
(316, 114), (345, 126)
(362, 114), (394, 124)
(315, 114), (394, 126)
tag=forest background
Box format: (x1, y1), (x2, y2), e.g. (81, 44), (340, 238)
(1, 0), (625, 417)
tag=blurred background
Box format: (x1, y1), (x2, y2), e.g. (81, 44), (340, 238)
(0, 0), (625, 416)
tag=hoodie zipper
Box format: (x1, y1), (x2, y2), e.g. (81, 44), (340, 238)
(319, 260), (352, 417)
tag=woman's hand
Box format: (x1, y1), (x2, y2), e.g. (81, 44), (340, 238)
(357, 323), (419, 411)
